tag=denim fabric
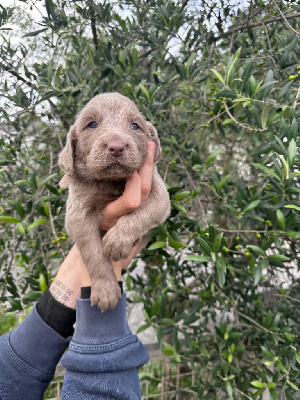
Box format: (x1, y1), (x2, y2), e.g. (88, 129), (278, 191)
(0, 294), (149, 399)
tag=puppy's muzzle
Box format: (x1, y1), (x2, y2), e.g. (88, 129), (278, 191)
(107, 141), (125, 158)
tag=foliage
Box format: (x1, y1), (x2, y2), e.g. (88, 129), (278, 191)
(0, 0), (300, 398)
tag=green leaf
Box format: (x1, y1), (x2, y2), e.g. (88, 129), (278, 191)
(252, 163), (281, 181)
(241, 60), (253, 92)
(16, 223), (26, 235)
(139, 84), (150, 100)
(242, 200), (260, 214)
(171, 200), (187, 214)
(284, 204), (300, 211)
(14, 180), (32, 185)
(7, 297), (22, 311)
(168, 239), (183, 249)
(137, 323), (151, 334)
(40, 173), (57, 187)
(276, 209), (285, 230)
(232, 96), (251, 103)
(175, 191), (190, 201)
(215, 89), (237, 99)
(253, 81), (278, 97)
(251, 381), (265, 389)
(23, 28), (48, 37)
(212, 232), (223, 253)
(39, 274), (47, 292)
(261, 104), (270, 129)
(186, 255), (211, 263)
(261, 346), (273, 358)
(148, 241), (166, 250)
(210, 69), (225, 85)
(215, 269), (225, 286)
(159, 318), (175, 326)
(163, 342), (175, 355)
(197, 237), (212, 256)
(247, 245), (265, 257)
(199, 347), (210, 357)
(268, 254), (290, 262)
(269, 388), (279, 400)
(287, 381), (299, 390)
(217, 175), (230, 193)
(225, 381), (233, 398)
(288, 139), (297, 166)
(284, 332), (292, 341)
(205, 148), (223, 167)
(267, 382), (276, 389)
(0, 216), (22, 223)
(27, 218), (48, 231)
(275, 360), (288, 373)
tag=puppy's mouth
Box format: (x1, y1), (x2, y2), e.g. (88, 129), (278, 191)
(92, 158), (136, 180)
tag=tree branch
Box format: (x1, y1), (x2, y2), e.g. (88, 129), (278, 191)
(89, 1), (98, 51)
(189, 11), (300, 56)
(214, 12), (300, 42)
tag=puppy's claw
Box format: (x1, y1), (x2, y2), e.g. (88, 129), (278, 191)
(91, 278), (121, 312)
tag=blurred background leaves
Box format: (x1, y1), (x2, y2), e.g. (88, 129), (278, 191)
(0, 0), (299, 398)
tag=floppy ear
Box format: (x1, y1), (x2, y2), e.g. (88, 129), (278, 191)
(146, 122), (162, 164)
(58, 126), (76, 175)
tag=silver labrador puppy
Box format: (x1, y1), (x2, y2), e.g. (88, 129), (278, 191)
(59, 92), (170, 311)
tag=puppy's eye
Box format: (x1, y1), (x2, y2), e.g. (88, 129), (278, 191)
(131, 123), (139, 131)
(88, 121), (98, 129)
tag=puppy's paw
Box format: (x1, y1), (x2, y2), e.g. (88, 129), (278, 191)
(102, 229), (135, 261)
(90, 277), (122, 312)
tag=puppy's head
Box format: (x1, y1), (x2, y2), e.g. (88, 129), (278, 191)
(59, 93), (162, 181)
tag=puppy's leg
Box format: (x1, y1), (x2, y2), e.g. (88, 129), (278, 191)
(67, 214), (121, 311)
(102, 172), (170, 261)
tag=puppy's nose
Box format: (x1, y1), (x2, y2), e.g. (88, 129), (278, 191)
(107, 141), (125, 157)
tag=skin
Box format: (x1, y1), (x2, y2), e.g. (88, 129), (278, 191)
(50, 142), (155, 309)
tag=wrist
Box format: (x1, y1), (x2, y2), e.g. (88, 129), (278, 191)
(50, 245), (83, 309)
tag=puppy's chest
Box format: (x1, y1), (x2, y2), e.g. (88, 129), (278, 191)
(69, 180), (126, 213)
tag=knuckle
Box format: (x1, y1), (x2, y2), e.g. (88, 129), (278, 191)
(123, 198), (141, 211)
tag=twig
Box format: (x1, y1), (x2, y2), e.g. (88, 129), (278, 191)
(189, 11), (300, 56)
(89, 1), (99, 51)
(274, 294), (300, 305)
(224, 102), (267, 132)
(274, 2), (300, 36)
(178, 155), (208, 228)
(293, 87), (300, 109)
(234, 309), (284, 342)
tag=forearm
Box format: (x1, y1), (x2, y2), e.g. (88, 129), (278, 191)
(0, 305), (70, 400)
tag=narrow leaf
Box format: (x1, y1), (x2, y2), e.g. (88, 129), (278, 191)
(0, 216), (22, 223)
(288, 139), (297, 166)
(186, 255), (211, 263)
(210, 69), (225, 85)
(27, 218), (48, 231)
(148, 241), (166, 250)
(261, 104), (270, 129)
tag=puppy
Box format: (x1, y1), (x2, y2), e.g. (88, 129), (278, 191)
(59, 93), (170, 311)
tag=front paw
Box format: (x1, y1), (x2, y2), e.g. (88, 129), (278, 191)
(102, 228), (135, 261)
(90, 276), (121, 311)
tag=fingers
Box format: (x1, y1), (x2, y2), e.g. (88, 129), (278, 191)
(100, 172), (141, 230)
(100, 141), (155, 230)
(138, 141), (155, 202)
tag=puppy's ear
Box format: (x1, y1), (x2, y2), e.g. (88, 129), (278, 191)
(146, 122), (162, 164)
(59, 126), (76, 175)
